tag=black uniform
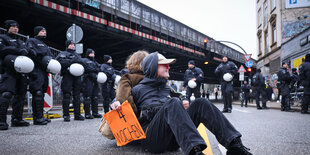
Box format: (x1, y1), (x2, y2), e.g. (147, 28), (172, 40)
(183, 61), (204, 101)
(26, 26), (53, 125)
(0, 20), (32, 130)
(252, 70), (267, 109)
(298, 56), (310, 114)
(82, 49), (101, 118)
(215, 61), (238, 112)
(56, 41), (85, 121)
(100, 55), (116, 113)
(131, 53), (250, 155)
(290, 70), (299, 93)
(277, 67), (292, 111)
(241, 83), (250, 107)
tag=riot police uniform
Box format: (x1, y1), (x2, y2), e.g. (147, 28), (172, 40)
(241, 82), (250, 107)
(0, 20), (31, 130)
(298, 54), (310, 114)
(183, 60), (204, 101)
(56, 40), (85, 121)
(277, 65), (293, 112)
(26, 26), (54, 125)
(82, 48), (102, 119)
(215, 60), (238, 113)
(252, 69), (267, 109)
(101, 55), (116, 113)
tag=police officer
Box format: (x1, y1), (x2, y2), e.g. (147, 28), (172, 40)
(277, 62), (294, 112)
(241, 81), (250, 107)
(26, 26), (58, 125)
(0, 20), (32, 130)
(298, 54), (310, 114)
(290, 68), (299, 93)
(252, 69), (267, 109)
(101, 55), (116, 113)
(183, 60), (204, 101)
(215, 56), (238, 113)
(56, 40), (85, 121)
(82, 48), (102, 119)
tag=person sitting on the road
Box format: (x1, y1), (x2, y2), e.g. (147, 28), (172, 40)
(128, 52), (252, 155)
(111, 50), (149, 116)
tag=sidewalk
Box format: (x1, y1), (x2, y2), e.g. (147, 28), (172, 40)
(231, 100), (304, 112)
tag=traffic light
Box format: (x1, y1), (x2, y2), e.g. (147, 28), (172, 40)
(203, 39), (208, 49)
(247, 68), (252, 72)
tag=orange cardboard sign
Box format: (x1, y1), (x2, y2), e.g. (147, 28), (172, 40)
(104, 101), (146, 146)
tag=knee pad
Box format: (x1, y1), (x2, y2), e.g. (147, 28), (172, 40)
(1, 92), (13, 99)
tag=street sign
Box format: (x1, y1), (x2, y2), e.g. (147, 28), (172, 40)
(245, 60), (253, 68)
(239, 72), (244, 81)
(238, 65), (247, 73)
(66, 24), (83, 43)
(75, 43), (83, 54)
(44, 74), (53, 112)
(243, 54), (252, 62)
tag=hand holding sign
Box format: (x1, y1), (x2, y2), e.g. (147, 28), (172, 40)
(104, 101), (146, 146)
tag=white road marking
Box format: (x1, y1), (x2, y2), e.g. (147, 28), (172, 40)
(218, 144), (226, 155)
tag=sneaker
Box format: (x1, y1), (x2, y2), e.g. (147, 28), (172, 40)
(227, 138), (252, 155)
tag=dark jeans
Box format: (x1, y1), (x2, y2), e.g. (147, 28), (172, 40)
(142, 98), (241, 155)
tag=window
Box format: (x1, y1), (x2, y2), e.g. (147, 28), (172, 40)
(271, 23), (277, 44)
(258, 8), (262, 26)
(264, 31), (269, 54)
(271, 0), (276, 10)
(259, 35), (263, 54)
(264, 1), (268, 27)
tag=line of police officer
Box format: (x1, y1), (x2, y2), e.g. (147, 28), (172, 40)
(0, 20), (117, 130)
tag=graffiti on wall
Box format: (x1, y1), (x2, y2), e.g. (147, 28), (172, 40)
(282, 20), (310, 42)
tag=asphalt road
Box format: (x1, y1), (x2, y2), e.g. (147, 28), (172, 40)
(1, 102), (310, 155)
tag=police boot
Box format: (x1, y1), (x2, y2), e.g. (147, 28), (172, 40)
(91, 97), (102, 118)
(0, 92), (12, 130)
(32, 91), (48, 125)
(84, 97), (93, 119)
(11, 95), (29, 127)
(227, 137), (252, 155)
(189, 145), (205, 155)
(73, 96), (84, 121)
(62, 93), (71, 122)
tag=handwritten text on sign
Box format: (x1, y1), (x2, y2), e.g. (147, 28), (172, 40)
(104, 101), (146, 146)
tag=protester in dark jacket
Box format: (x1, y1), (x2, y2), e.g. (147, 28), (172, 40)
(130, 52), (251, 155)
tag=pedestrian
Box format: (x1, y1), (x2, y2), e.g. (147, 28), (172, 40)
(170, 80), (178, 92)
(183, 60), (204, 101)
(298, 54), (310, 114)
(252, 69), (267, 109)
(128, 52), (251, 155)
(82, 48), (102, 119)
(101, 55), (116, 113)
(0, 20), (33, 130)
(215, 56), (238, 113)
(27, 26), (59, 124)
(241, 81), (250, 107)
(56, 40), (86, 121)
(277, 62), (294, 112)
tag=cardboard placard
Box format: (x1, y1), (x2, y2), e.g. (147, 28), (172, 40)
(104, 101), (146, 146)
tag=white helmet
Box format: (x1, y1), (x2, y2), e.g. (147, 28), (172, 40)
(47, 59), (61, 74)
(69, 63), (84, 76)
(223, 73), (233, 82)
(14, 56), (35, 73)
(97, 72), (107, 83)
(188, 80), (197, 89)
(114, 75), (121, 85)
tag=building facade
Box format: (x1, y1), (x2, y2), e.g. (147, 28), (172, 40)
(255, 0), (310, 79)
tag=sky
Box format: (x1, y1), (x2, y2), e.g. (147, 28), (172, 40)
(137, 0), (257, 59)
